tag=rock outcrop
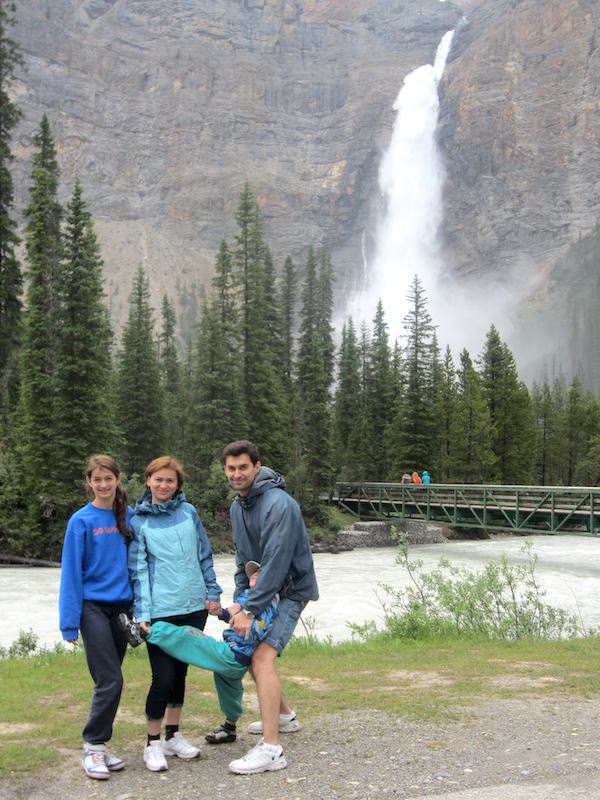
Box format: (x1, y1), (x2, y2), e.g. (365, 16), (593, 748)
(10, 0), (458, 333)
(9, 0), (600, 385)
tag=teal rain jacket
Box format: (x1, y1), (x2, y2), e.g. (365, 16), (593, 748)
(128, 490), (222, 622)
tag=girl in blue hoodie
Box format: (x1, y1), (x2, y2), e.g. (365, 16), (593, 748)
(128, 455), (222, 772)
(59, 454), (133, 781)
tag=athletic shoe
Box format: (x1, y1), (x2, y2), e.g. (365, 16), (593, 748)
(205, 723), (237, 744)
(117, 612), (145, 647)
(247, 711), (300, 735)
(105, 749), (126, 771)
(82, 746), (110, 780)
(144, 740), (169, 772)
(161, 731), (200, 760)
(228, 738), (287, 774)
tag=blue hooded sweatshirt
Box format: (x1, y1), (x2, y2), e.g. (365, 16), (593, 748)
(59, 503), (134, 641)
(128, 490), (221, 622)
(229, 467), (319, 617)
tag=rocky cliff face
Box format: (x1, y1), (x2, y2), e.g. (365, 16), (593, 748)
(10, 0), (458, 334)
(440, 0), (600, 282)
(438, 0), (600, 383)
(10, 0), (600, 387)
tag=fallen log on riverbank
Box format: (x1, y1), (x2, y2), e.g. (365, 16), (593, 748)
(0, 553), (60, 567)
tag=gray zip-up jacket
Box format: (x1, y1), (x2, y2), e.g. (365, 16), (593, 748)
(230, 467), (319, 616)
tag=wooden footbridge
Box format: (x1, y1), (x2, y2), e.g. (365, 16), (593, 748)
(331, 483), (600, 536)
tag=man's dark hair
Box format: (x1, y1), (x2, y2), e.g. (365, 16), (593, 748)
(221, 440), (260, 465)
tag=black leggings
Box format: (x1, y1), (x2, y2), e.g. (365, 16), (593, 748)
(145, 609), (208, 721)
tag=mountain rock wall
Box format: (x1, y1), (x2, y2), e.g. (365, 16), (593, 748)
(10, 0), (458, 332)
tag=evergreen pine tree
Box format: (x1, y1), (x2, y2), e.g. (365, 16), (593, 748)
(450, 349), (496, 483)
(561, 375), (600, 485)
(0, 2), (24, 421)
(367, 300), (394, 480)
(531, 376), (562, 486)
(278, 255), (298, 467)
(346, 321), (373, 480)
(333, 319), (362, 478)
(479, 325), (535, 483)
(117, 267), (164, 475)
(17, 116), (62, 538)
(438, 345), (457, 482)
(395, 276), (437, 471)
(53, 179), (117, 514)
(296, 245), (333, 502)
(232, 183), (287, 468)
(159, 294), (184, 455)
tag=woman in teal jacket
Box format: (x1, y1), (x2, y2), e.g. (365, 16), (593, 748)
(128, 455), (222, 773)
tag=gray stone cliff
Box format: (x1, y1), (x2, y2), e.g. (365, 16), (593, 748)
(10, 0), (600, 381)
(10, 0), (458, 333)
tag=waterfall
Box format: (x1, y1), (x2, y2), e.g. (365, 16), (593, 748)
(347, 31), (454, 342)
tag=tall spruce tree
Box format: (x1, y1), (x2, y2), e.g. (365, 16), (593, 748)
(53, 180), (117, 513)
(347, 322), (375, 480)
(451, 349), (496, 483)
(117, 267), (164, 475)
(278, 255), (298, 466)
(479, 325), (535, 483)
(296, 245), (333, 502)
(395, 275), (437, 472)
(334, 319), (362, 478)
(232, 183), (287, 468)
(438, 345), (457, 482)
(531, 376), (561, 485)
(159, 294), (184, 455)
(186, 243), (245, 482)
(561, 375), (600, 485)
(367, 300), (394, 480)
(0, 2), (24, 421)
(17, 116), (62, 537)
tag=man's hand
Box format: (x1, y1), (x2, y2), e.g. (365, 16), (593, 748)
(206, 600), (222, 616)
(231, 611), (253, 640)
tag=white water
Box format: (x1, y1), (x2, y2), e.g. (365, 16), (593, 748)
(347, 30), (454, 344)
(345, 28), (528, 357)
(4, 536), (600, 649)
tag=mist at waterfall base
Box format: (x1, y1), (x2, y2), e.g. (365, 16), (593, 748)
(344, 30), (535, 362)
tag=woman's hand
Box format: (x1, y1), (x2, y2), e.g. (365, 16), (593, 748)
(206, 600), (222, 616)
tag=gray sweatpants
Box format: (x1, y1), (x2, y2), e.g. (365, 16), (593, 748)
(80, 600), (129, 744)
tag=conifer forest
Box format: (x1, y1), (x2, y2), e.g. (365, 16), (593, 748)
(2, 5), (600, 560)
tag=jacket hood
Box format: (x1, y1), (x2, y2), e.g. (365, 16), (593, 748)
(237, 466), (285, 509)
(134, 489), (187, 515)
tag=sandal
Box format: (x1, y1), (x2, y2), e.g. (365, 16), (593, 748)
(205, 724), (237, 744)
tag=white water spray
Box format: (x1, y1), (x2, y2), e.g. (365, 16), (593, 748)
(346, 31), (454, 342)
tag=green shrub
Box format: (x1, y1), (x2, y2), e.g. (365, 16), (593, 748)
(353, 540), (583, 642)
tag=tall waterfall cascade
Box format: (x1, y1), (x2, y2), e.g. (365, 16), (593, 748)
(347, 30), (455, 343)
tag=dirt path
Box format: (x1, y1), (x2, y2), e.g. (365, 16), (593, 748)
(4, 698), (600, 800)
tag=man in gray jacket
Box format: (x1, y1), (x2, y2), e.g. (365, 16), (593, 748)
(220, 440), (319, 775)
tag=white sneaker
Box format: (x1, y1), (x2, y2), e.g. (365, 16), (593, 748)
(161, 731), (200, 760)
(105, 749), (126, 771)
(144, 740), (169, 772)
(82, 745), (110, 780)
(247, 711), (300, 735)
(228, 738), (287, 774)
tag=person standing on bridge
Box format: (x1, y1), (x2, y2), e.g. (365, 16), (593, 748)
(422, 470), (431, 485)
(220, 439), (319, 775)
(412, 471), (422, 485)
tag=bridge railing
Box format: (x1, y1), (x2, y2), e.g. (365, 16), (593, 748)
(331, 482), (600, 536)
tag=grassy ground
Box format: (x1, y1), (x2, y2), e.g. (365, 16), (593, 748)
(3, 633), (600, 779)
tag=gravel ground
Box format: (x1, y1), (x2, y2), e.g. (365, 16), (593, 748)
(4, 698), (600, 800)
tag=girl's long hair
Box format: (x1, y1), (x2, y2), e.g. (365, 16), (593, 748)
(85, 454), (132, 542)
